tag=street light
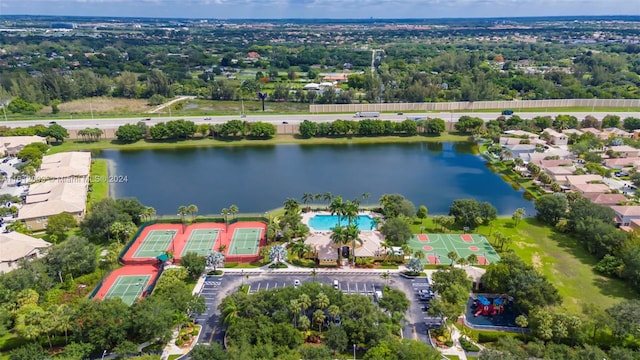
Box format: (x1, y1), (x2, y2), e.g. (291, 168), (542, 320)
(353, 344), (356, 360)
(101, 350), (107, 360)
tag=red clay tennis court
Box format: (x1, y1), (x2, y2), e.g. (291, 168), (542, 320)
(93, 264), (160, 305)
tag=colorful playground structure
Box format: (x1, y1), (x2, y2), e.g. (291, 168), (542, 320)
(473, 296), (505, 317)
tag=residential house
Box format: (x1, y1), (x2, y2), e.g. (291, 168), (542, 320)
(542, 128), (568, 146)
(610, 205), (640, 227)
(604, 128), (632, 138)
(321, 73), (350, 83)
(561, 174), (604, 187)
(584, 193), (628, 206)
(604, 157), (640, 169)
(37, 152), (91, 180)
(503, 144), (536, 159)
(533, 159), (573, 168)
(580, 128), (609, 140)
(17, 181), (88, 231)
(563, 129), (584, 137)
(303, 83), (321, 91)
(543, 166), (576, 182)
(0, 136), (47, 156)
(572, 183), (611, 194)
(0, 232), (51, 273)
(610, 145), (640, 158)
(503, 130), (540, 140)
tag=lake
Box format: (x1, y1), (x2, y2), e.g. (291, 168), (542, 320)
(98, 142), (534, 216)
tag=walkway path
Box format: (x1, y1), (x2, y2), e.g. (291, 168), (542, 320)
(147, 96), (196, 114)
(439, 323), (468, 360)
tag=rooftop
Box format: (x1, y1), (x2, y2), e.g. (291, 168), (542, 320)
(0, 232), (51, 263)
(18, 181), (87, 220)
(37, 151), (91, 179)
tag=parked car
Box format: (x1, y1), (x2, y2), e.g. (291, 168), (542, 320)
(333, 280), (339, 289)
(2, 158), (9, 163)
(293, 279), (301, 288)
(421, 304), (431, 311)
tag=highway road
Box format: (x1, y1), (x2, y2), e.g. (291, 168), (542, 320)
(3, 111), (640, 130)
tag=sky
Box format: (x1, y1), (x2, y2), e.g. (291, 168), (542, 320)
(0, 0), (638, 19)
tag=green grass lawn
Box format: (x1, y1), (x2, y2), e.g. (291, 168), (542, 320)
(48, 133), (471, 154)
(88, 159), (109, 205)
(476, 218), (637, 313)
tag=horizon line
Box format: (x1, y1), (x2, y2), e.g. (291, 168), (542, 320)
(1, 14), (639, 21)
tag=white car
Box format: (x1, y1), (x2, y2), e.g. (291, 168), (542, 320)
(294, 280), (301, 288)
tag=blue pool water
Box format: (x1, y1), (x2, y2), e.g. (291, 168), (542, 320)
(308, 215), (377, 231)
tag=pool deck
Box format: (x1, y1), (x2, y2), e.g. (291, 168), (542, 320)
(302, 211), (385, 262)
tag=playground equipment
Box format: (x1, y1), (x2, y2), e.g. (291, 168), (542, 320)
(474, 296), (505, 317)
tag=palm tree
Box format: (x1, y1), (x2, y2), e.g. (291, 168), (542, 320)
(343, 200), (359, 226)
(322, 192), (333, 209)
(290, 240), (312, 258)
(221, 299), (240, 326)
(379, 240), (392, 259)
(288, 300), (300, 327)
(345, 224), (362, 266)
(298, 294), (312, 315)
(447, 251), (458, 266)
(187, 204), (198, 221)
(361, 192), (370, 209)
(315, 292), (330, 310)
(177, 205), (188, 224)
(221, 208), (231, 231)
(414, 250), (426, 260)
(330, 225), (347, 264)
(329, 196), (345, 226)
(284, 198), (300, 215)
(327, 304), (340, 322)
(302, 192), (314, 212)
(298, 314), (310, 331)
(381, 270), (390, 285)
(313, 309), (326, 332)
(467, 254), (478, 265)
(229, 204), (239, 219)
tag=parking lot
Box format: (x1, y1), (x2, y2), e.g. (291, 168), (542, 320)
(194, 272), (444, 346)
(247, 276), (385, 297)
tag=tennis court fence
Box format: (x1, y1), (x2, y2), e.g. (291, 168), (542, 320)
(144, 264), (165, 296)
(119, 222), (154, 264)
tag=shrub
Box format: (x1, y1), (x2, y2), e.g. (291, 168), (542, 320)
(175, 339), (183, 346)
(444, 340), (454, 347)
(181, 333), (190, 341)
(268, 262), (288, 269)
(207, 270), (223, 275)
(478, 332), (501, 343)
(224, 262), (238, 268)
(191, 328), (199, 336)
(459, 337), (480, 352)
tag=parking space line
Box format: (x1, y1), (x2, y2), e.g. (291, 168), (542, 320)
(265, 283), (269, 290)
(256, 283), (261, 291)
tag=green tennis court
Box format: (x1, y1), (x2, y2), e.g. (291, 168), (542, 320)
(133, 230), (176, 258)
(182, 229), (219, 256)
(104, 275), (151, 306)
(228, 228), (262, 255)
(407, 233), (500, 265)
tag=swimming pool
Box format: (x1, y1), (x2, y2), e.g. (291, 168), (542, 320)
(308, 215), (377, 231)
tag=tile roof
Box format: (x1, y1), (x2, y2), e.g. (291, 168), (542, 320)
(0, 232), (51, 262)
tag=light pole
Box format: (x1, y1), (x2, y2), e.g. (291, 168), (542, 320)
(101, 350), (107, 360)
(353, 344), (356, 360)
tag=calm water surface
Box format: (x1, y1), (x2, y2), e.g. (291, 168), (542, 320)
(98, 143), (534, 216)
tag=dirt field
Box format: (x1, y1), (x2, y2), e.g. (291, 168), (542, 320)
(40, 97), (152, 115)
